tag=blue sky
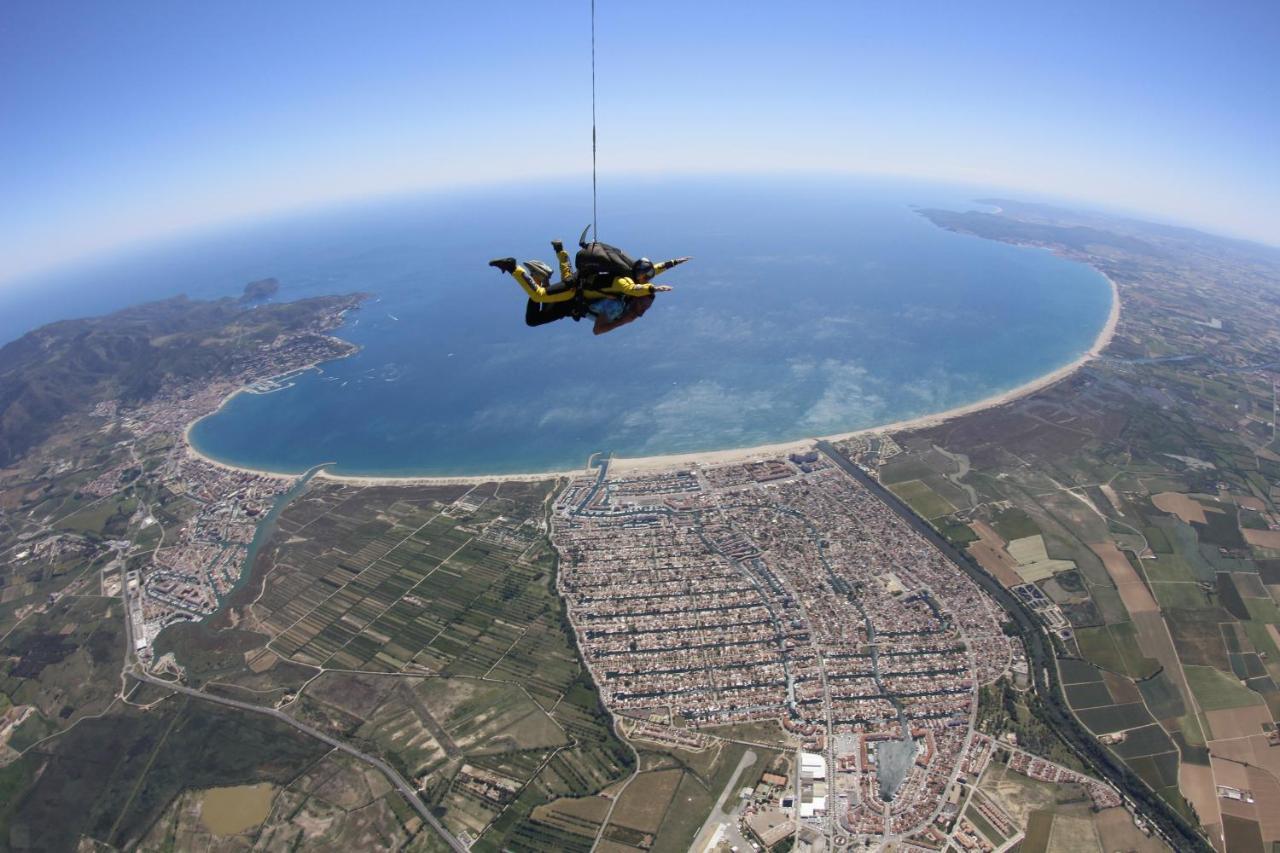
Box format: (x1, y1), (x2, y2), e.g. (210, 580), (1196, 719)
(2, 1), (1277, 285)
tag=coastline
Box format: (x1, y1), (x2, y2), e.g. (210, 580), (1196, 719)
(183, 274), (1121, 485)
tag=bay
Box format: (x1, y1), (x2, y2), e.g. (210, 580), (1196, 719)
(5, 175), (1113, 476)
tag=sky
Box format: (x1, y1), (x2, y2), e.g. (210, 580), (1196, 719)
(2, 0), (1278, 286)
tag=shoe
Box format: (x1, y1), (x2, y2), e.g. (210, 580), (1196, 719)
(551, 240), (564, 254)
(489, 257), (516, 274)
(525, 260), (553, 284)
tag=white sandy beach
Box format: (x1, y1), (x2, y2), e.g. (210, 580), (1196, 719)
(184, 274), (1121, 486)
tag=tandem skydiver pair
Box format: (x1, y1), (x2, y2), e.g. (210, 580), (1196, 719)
(490, 228), (689, 335)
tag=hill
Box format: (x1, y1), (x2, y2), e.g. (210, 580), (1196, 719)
(0, 290), (363, 467)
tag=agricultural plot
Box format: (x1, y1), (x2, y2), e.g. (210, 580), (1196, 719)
(256, 482), (574, 689)
(1007, 534), (1077, 582)
(232, 480), (635, 852)
(887, 478), (955, 519)
(1073, 623), (1159, 679)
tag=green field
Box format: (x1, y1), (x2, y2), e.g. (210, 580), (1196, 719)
(2, 698), (328, 850)
(176, 480), (640, 852)
(888, 478), (955, 519)
(1074, 623), (1160, 679)
(1183, 665), (1266, 712)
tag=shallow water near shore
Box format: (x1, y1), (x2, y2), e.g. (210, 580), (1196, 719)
(16, 176), (1113, 476)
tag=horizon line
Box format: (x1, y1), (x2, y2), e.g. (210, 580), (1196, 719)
(3, 166), (1276, 292)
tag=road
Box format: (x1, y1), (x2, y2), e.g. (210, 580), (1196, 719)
(690, 749), (758, 852)
(816, 440), (1209, 853)
(130, 669), (468, 852)
(119, 539), (466, 852)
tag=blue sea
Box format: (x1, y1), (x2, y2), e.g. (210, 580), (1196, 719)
(1, 176), (1113, 476)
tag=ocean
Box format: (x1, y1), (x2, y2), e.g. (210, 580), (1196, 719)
(3, 176), (1113, 476)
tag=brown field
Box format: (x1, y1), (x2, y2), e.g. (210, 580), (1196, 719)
(1205, 734), (1280, 843)
(1245, 528), (1280, 549)
(1153, 492), (1210, 525)
(1089, 542), (1158, 615)
(1180, 762), (1221, 850)
(1246, 766), (1280, 844)
(1046, 813), (1102, 853)
(1234, 495), (1268, 512)
(1234, 572), (1268, 597)
(596, 841), (641, 853)
(1222, 814), (1266, 853)
(1212, 753), (1252, 792)
(531, 794), (610, 838)
(607, 769), (684, 834)
(1094, 806), (1168, 853)
(968, 521), (1023, 587)
(1206, 705), (1273, 740)
(245, 649), (280, 673)
(1103, 671), (1143, 705)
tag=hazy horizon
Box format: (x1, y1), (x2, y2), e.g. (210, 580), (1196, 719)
(2, 1), (1277, 287)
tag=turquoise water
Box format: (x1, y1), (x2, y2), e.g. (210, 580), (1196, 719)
(6, 176), (1113, 476)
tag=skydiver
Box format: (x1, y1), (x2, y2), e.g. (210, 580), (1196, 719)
(489, 239), (689, 335)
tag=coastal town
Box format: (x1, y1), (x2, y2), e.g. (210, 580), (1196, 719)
(553, 450), (1023, 845)
(1, 296), (361, 661)
(125, 326), (357, 656)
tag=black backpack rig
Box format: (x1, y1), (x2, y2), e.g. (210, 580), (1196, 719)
(521, 226), (635, 321)
(569, 225), (634, 320)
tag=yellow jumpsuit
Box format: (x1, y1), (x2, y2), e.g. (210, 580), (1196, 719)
(510, 250), (680, 303)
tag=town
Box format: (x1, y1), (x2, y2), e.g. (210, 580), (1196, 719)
(553, 450), (1021, 844)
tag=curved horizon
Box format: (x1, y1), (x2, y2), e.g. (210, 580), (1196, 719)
(4, 168), (1278, 298)
(5, 3), (1278, 287)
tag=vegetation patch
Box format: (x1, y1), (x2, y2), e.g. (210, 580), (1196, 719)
(1111, 724), (1176, 759)
(1135, 670), (1185, 721)
(1184, 665), (1266, 712)
(887, 479), (955, 519)
(1075, 702), (1156, 734)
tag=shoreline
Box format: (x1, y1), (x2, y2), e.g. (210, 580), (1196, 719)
(184, 273), (1121, 485)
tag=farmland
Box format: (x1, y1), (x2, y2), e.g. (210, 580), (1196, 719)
(842, 199), (1280, 850)
(155, 478), (636, 851)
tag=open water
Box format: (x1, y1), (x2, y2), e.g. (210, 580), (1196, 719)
(2, 176), (1113, 476)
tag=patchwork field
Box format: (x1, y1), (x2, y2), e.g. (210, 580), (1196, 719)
(851, 328), (1280, 849)
(146, 479), (637, 852)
